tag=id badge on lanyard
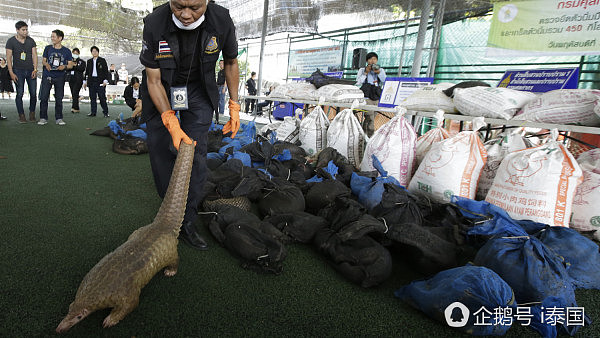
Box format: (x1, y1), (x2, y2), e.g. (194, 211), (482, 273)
(170, 86), (189, 110)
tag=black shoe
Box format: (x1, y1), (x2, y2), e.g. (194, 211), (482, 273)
(178, 221), (208, 250)
(87, 113), (96, 117)
(103, 113), (110, 118)
(0, 115), (6, 120)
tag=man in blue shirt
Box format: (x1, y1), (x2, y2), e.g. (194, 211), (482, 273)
(38, 29), (73, 126)
(355, 52), (386, 137)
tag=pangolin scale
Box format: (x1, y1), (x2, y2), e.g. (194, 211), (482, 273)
(56, 142), (195, 333)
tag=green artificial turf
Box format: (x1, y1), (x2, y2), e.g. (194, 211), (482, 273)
(0, 99), (598, 337)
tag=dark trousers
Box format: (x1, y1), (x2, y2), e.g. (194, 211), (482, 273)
(244, 97), (256, 114)
(146, 85), (212, 224)
(88, 78), (108, 115)
(69, 78), (82, 110)
(39, 76), (65, 121)
(14, 68), (37, 116)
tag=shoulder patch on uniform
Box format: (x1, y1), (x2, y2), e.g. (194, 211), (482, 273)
(205, 36), (219, 54)
(158, 40), (171, 53)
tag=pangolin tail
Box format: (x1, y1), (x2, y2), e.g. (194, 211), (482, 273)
(152, 141), (196, 231)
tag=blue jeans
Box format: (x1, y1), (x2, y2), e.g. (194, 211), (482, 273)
(14, 68), (37, 116)
(88, 78), (108, 116)
(218, 85), (226, 115)
(39, 76), (65, 121)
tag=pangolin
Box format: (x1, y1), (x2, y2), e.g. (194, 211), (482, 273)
(56, 141), (195, 333)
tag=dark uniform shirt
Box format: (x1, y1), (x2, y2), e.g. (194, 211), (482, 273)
(139, 2), (238, 122)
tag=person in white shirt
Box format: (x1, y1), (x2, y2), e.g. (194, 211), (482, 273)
(355, 51), (386, 137)
(117, 63), (128, 85)
(123, 76), (141, 118)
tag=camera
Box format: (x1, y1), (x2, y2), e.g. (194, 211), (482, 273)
(370, 63), (380, 71)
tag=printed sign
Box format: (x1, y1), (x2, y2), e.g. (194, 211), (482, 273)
(488, 0), (600, 56)
(497, 67), (579, 92)
(287, 45), (343, 78)
(378, 77), (434, 108)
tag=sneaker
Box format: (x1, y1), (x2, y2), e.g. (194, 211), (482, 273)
(38, 118), (48, 125)
(56, 119), (66, 126)
(87, 113), (96, 117)
(103, 113), (110, 118)
(0, 115), (7, 120)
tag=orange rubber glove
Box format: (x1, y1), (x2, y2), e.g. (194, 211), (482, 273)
(223, 99), (241, 138)
(161, 110), (193, 151)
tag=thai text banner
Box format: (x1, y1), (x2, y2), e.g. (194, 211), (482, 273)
(497, 67), (580, 92)
(487, 0), (600, 56)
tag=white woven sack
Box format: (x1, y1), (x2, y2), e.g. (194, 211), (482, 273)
(360, 107), (417, 187)
(485, 130), (582, 227)
(454, 87), (537, 120)
(476, 132), (530, 201)
(400, 83), (456, 112)
(259, 121), (282, 136)
(327, 101), (365, 168)
(317, 84), (365, 103)
(275, 116), (301, 143)
(409, 117), (488, 202)
(287, 82), (319, 101)
(415, 110), (450, 165)
(513, 89), (600, 126)
(299, 104), (330, 155)
(268, 83), (293, 99)
(571, 149), (600, 231)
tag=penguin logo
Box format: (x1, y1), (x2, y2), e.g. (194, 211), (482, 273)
(445, 302), (470, 328)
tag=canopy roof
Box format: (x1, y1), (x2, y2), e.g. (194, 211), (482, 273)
(0, 0), (493, 54)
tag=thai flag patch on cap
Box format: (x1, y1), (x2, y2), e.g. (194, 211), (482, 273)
(158, 41), (171, 53)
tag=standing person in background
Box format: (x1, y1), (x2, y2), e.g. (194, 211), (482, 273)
(139, 0), (241, 250)
(68, 48), (86, 113)
(117, 63), (128, 85)
(0, 57), (15, 99)
(83, 46), (110, 117)
(5, 21), (38, 123)
(108, 63), (119, 85)
(123, 76), (142, 118)
(244, 71), (256, 114)
(355, 51), (386, 137)
(38, 29), (73, 126)
(216, 59), (226, 115)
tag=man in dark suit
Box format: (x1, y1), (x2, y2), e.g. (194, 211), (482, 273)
(83, 46), (109, 117)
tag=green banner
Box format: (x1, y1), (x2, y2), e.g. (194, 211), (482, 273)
(487, 0), (600, 56)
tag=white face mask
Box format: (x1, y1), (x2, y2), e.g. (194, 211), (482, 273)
(73, 54), (79, 59)
(172, 13), (204, 30)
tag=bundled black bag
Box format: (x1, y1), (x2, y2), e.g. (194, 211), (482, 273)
(360, 78), (382, 101)
(304, 179), (351, 211)
(306, 69), (355, 89)
(112, 135), (148, 155)
(207, 204), (287, 274)
(258, 183), (305, 217)
(314, 147), (356, 185)
(314, 228), (392, 288)
(263, 211), (329, 243)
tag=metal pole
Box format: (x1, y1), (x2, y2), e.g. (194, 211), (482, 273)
(285, 33), (291, 82)
(426, 0), (446, 78)
(340, 30), (348, 74)
(398, 0), (412, 76)
(411, 0), (431, 78)
(256, 0), (269, 114)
